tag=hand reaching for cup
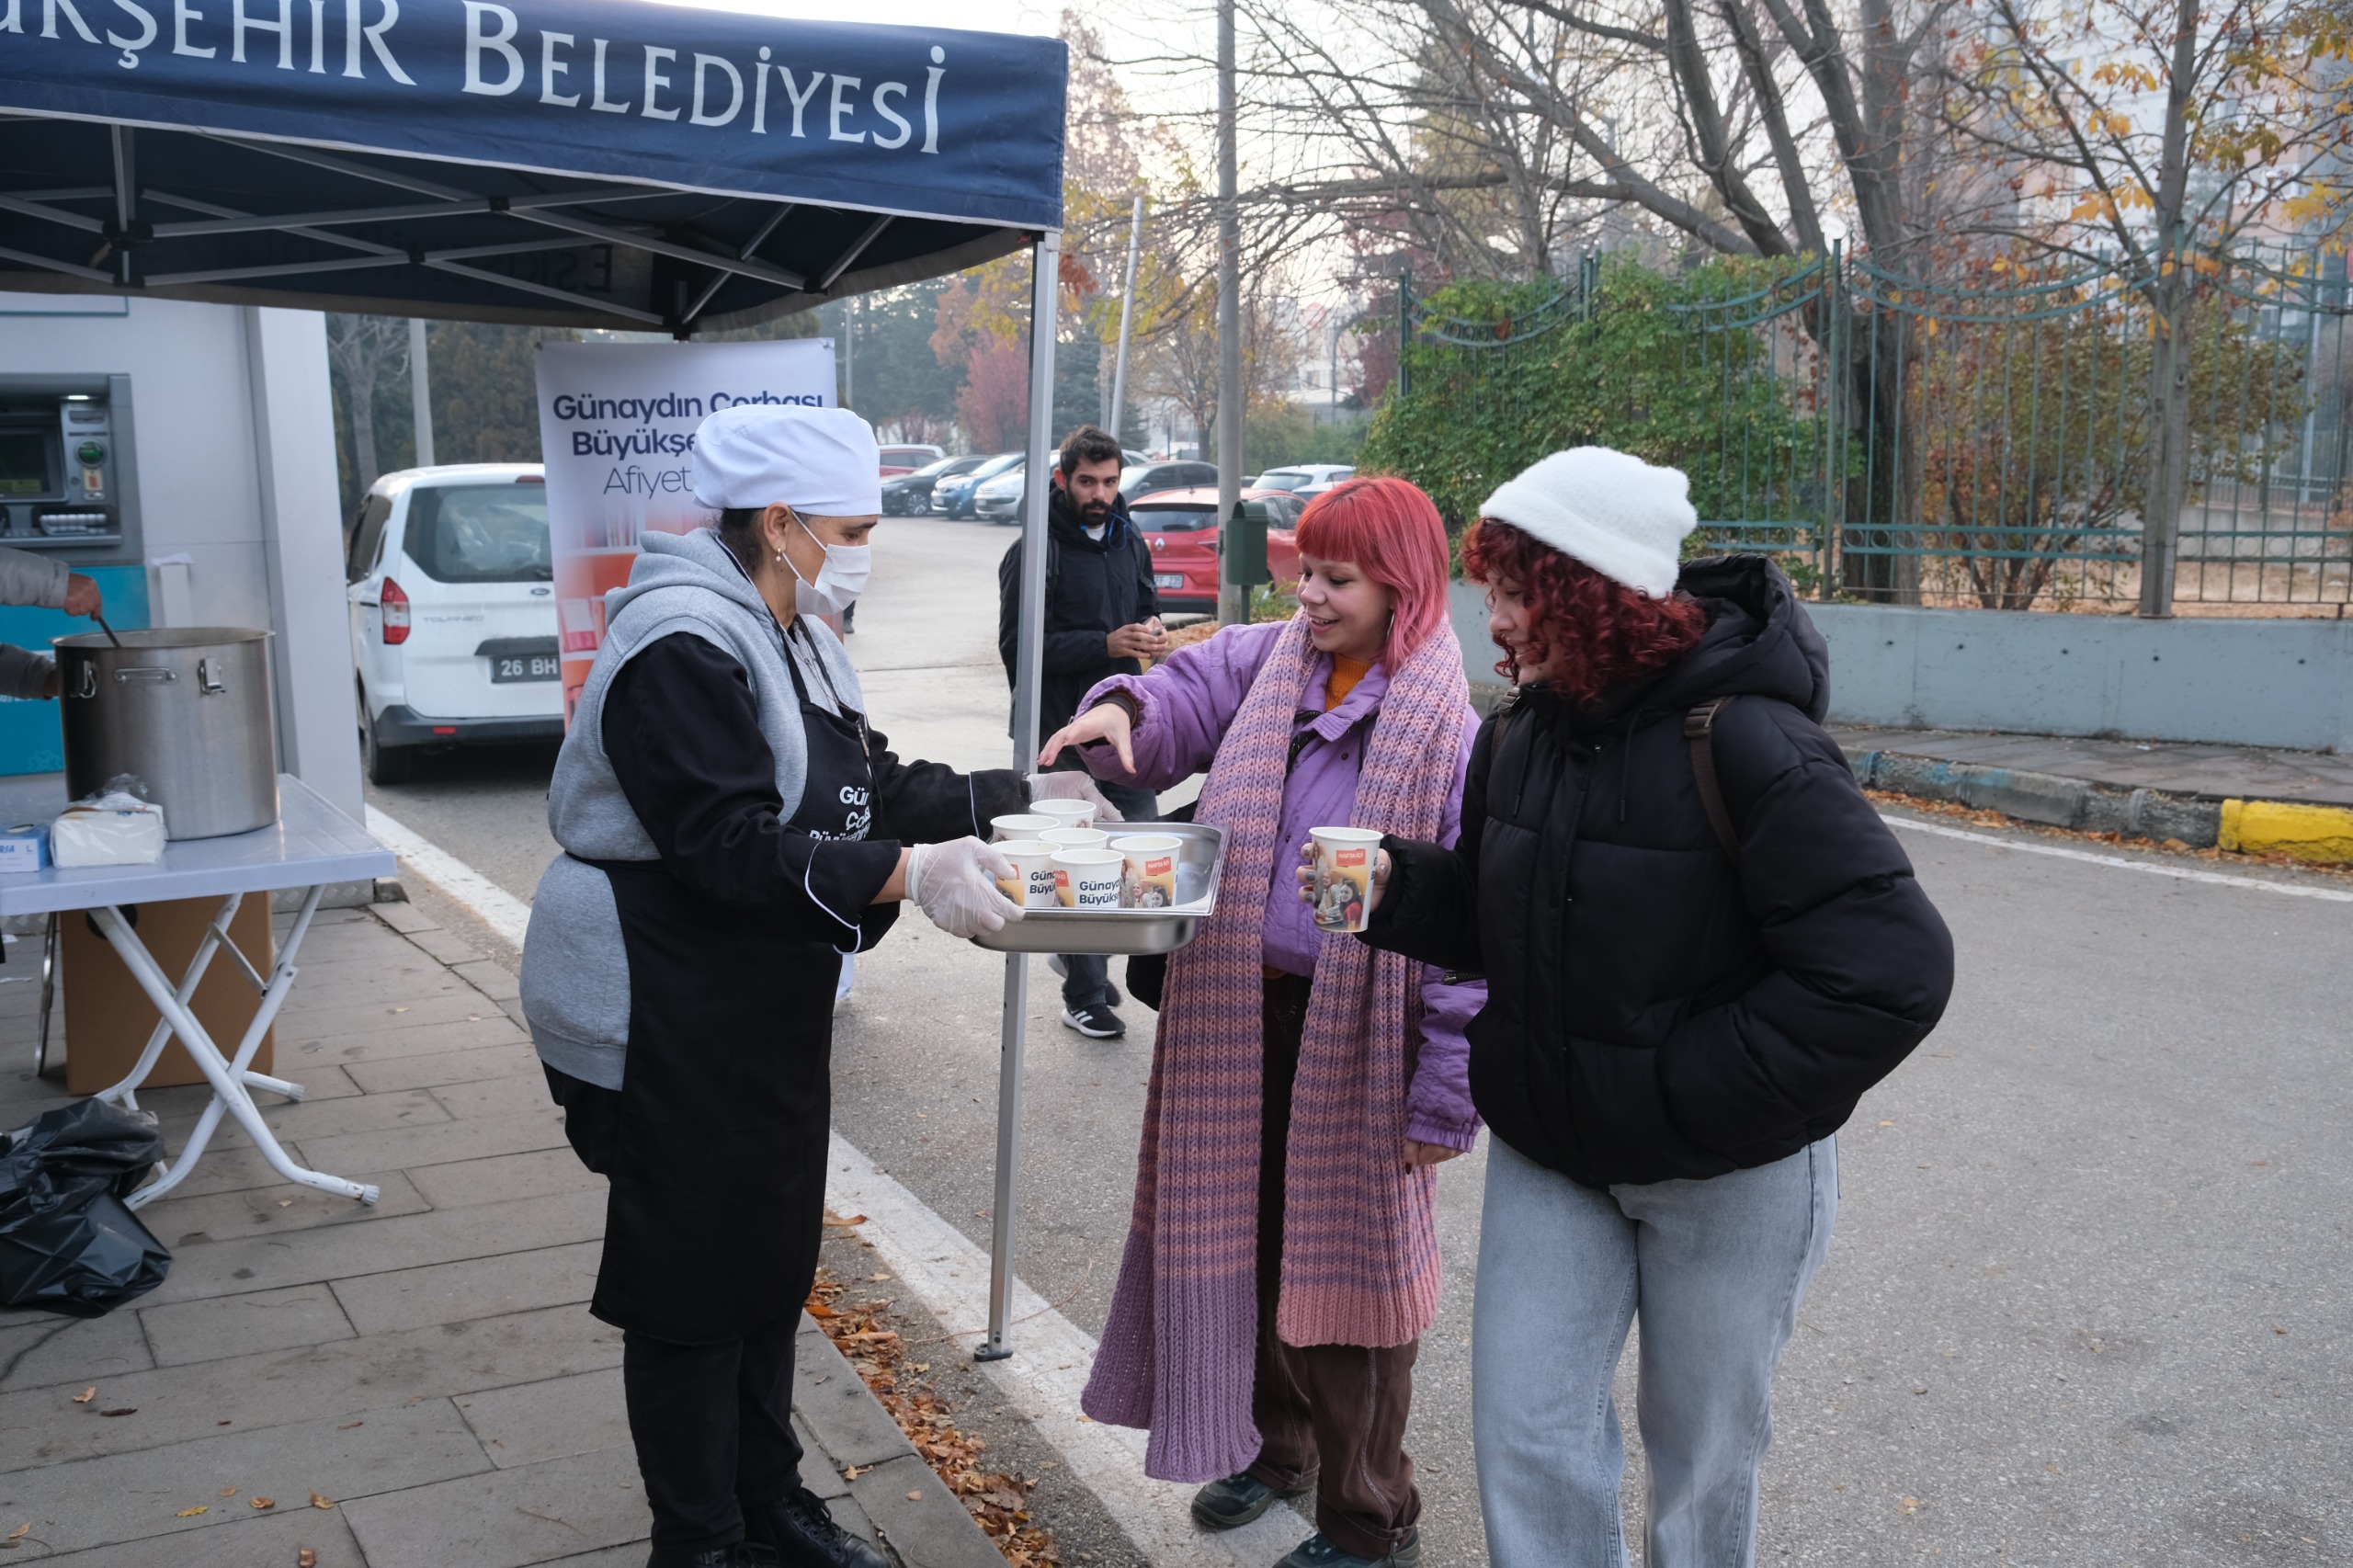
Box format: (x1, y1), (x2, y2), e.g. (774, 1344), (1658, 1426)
(1040, 699), (1136, 775)
(1026, 769), (1125, 824)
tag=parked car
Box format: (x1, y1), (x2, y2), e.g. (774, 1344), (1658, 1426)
(346, 464), (561, 784)
(878, 443), (945, 477)
(882, 453), (987, 515)
(934, 452), (1019, 517)
(1256, 463), (1356, 497)
(1121, 460), (1220, 502)
(1129, 485), (1305, 613)
(972, 458), (1028, 524)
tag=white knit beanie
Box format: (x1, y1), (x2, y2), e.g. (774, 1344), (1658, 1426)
(1477, 447), (1696, 597)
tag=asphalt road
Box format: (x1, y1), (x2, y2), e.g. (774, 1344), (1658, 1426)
(368, 515), (2353, 1567)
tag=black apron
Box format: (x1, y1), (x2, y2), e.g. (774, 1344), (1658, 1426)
(592, 619), (876, 1345)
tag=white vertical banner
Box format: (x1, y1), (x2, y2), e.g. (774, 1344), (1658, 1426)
(534, 337), (836, 723)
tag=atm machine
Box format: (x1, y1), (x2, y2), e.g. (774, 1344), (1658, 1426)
(0, 373), (148, 774)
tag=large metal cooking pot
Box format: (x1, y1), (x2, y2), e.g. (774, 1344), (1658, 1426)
(56, 629), (279, 841)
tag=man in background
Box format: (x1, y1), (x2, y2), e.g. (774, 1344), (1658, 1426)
(997, 425), (1165, 1040)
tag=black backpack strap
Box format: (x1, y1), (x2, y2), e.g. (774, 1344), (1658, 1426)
(1684, 698), (1741, 859)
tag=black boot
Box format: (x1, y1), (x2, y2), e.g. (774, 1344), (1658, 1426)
(744, 1486), (892, 1568)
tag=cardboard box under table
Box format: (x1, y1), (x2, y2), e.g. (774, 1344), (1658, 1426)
(0, 774), (396, 1208)
(59, 894), (277, 1095)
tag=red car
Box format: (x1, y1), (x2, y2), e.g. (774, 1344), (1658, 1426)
(1129, 486), (1305, 614)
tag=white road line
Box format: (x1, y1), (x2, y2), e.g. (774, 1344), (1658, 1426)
(364, 805), (536, 944)
(356, 812), (1298, 1562)
(826, 1135), (1309, 1568)
(1882, 813), (2353, 903)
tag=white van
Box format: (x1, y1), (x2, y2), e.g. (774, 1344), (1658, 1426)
(345, 464), (561, 784)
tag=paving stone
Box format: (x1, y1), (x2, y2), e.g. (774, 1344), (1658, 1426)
(0, 1399), (489, 1556)
(289, 1104), (570, 1176)
(34, 1502), (368, 1566)
(400, 925), (483, 965)
(0, 1304), (620, 1471)
(346, 1039), (540, 1094)
(139, 1169), (429, 1248)
(847, 1451), (1002, 1568)
(283, 1010), (531, 1065)
(278, 986), (486, 1040)
(140, 1187), (606, 1307)
(125, 1142), (313, 1203)
(431, 1072), (563, 1122)
(450, 959), (524, 1003)
(331, 1240), (602, 1336)
(454, 1366), (627, 1468)
(140, 1282), (355, 1367)
(259, 1087), (450, 1142)
(339, 1442), (652, 1568)
(407, 1147), (604, 1210)
(368, 901), (439, 936)
(0, 1310), (153, 1393)
(794, 1414), (851, 1499)
(794, 1321), (912, 1468)
(276, 967), (473, 1016)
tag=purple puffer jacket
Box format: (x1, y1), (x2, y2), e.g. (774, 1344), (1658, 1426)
(1078, 621), (1485, 1152)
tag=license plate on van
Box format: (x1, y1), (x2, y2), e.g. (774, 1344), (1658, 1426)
(492, 654), (560, 683)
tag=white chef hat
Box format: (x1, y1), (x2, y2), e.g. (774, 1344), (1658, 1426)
(691, 404), (882, 515)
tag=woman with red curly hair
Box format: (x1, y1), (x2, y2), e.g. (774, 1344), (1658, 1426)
(1340, 449), (1954, 1568)
(1041, 477), (1483, 1568)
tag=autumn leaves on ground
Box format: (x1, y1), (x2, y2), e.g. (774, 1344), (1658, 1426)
(807, 1266), (1059, 1567)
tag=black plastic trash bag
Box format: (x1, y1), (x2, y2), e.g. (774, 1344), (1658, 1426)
(0, 1098), (170, 1317)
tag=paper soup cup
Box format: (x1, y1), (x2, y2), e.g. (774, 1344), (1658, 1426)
(1109, 834), (1183, 910)
(1029, 798), (1098, 831)
(1040, 825), (1109, 852)
(1051, 848), (1125, 911)
(1309, 826), (1383, 934)
(993, 839), (1063, 909)
(990, 812), (1054, 841)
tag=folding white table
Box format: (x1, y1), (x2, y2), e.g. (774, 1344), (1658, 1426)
(0, 774), (397, 1209)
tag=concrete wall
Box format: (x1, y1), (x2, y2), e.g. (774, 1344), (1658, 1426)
(1446, 583), (2353, 753)
(0, 298), (364, 820)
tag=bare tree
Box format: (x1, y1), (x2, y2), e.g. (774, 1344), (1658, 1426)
(325, 315), (411, 495)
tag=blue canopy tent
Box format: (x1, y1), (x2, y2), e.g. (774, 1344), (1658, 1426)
(1, 0), (1069, 1355)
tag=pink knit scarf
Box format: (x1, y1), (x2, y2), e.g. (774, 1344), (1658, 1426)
(1080, 611), (1471, 1483)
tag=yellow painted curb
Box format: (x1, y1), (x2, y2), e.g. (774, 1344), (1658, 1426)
(2218, 799), (2353, 864)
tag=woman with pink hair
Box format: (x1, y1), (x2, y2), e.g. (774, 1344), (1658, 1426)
(1040, 477), (1483, 1568)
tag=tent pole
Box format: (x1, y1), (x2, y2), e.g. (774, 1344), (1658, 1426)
(407, 318), (434, 468)
(979, 230), (1061, 1363)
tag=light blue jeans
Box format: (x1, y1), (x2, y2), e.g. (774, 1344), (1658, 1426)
(1472, 1135), (1837, 1568)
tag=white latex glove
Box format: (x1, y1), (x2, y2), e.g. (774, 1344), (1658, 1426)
(1027, 770), (1126, 824)
(907, 837), (1024, 938)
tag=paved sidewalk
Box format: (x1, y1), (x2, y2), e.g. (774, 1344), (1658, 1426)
(1830, 724), (2353, 858)
(0, 900), (1001, 1568)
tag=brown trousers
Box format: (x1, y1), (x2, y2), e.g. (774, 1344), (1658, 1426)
(1247, 974), (1422, 1561)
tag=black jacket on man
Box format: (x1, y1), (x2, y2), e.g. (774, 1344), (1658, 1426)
(1364, 555), (1953, 1189)
(997, 485), (1161, 740)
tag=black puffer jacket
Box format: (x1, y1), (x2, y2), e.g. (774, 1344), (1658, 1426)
(1365, 556), (1953, 1187)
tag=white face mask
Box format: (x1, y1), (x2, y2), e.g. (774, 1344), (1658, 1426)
(784, 510), (871, 617)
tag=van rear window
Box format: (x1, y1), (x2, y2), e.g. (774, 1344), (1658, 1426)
(404, 484), (552, 583)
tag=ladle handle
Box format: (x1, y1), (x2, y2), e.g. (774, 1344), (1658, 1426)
(89, 611), (124, 650)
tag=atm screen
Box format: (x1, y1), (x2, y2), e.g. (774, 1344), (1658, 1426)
(0, 432), (50, 497)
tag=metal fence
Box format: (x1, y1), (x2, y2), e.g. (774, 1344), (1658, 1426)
(1398, 243), (2353, 613)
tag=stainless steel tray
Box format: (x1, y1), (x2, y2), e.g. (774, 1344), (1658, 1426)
(972, 820), (1227, 956)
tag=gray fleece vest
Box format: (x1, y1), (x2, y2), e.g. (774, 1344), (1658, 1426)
(519, 528), (867, 1090)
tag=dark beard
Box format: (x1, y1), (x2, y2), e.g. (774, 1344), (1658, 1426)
(1079, 499), (1111, 523)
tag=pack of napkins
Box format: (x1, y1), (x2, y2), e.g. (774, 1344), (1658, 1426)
(51, 792), (166, 868)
